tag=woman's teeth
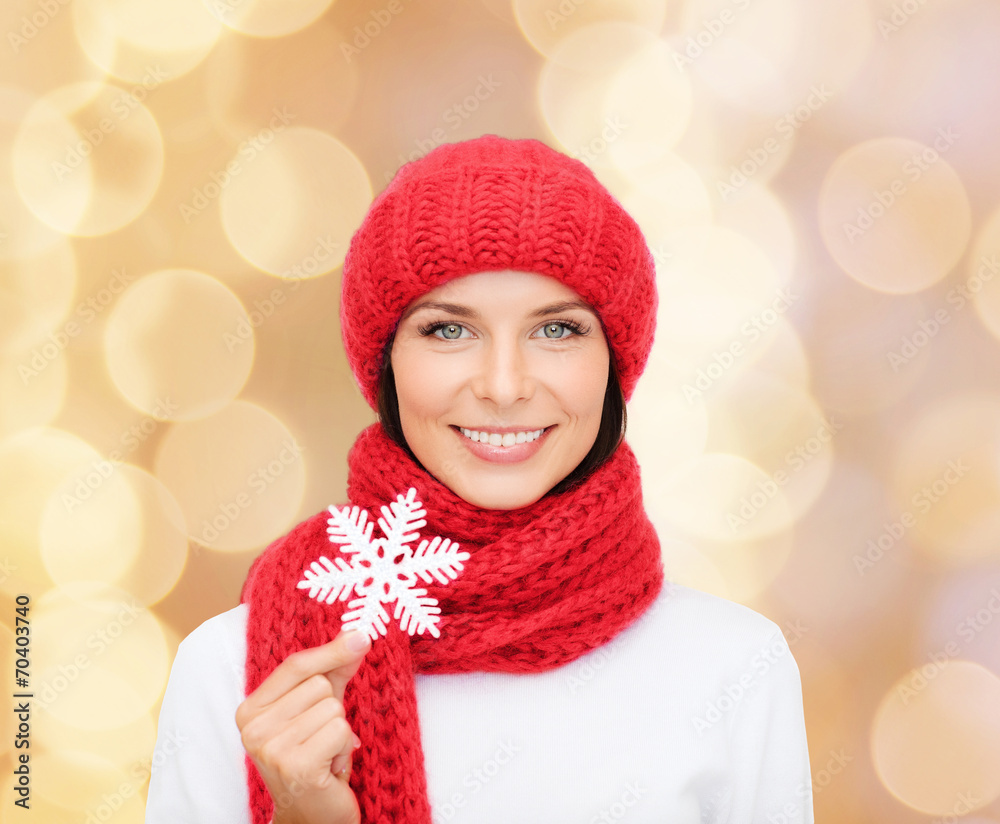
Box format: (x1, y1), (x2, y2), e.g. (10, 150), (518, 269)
(459, 427), (545, 447)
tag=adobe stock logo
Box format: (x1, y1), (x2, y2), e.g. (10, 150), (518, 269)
(840, 127), (959, 245)
(340, 0), (409, 62)
(434, 740), (521, 821)
(681, 287), (799, 404)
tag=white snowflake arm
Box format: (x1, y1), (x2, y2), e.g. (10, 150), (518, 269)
(342, 596), (392, 641)
(327, 503), (375, 555)
(393, 587), (444, 638)
(377, 487), (427, 549)
(296, 555), (366, 604)
(408, 536), (471, 585)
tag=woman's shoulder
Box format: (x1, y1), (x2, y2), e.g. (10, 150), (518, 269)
(626, 579), (799, 679)
(174, 604), (249, 675)
(185, 602), (249, 640)
(651, 580), (787, 641)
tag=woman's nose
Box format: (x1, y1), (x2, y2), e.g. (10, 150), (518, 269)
(470, 340), (534, 407)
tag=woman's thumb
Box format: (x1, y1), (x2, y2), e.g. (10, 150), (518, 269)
(324, 630), (372, 698)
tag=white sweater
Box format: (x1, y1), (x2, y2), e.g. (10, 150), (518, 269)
(145, 580), (814, 823)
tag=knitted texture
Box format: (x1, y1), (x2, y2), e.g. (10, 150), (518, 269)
(340, 134), (658, 408)
(241, 422), (665, 824)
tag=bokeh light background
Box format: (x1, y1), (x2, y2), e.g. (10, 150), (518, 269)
(2, 0), (1000, 821)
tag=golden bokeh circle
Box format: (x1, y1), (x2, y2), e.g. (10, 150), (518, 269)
(33, 708), (158, 772)
(513, 0), (669, 60)
(539, 22), (692, 168)
(890, 393), (1000, 565)
(72, 0), (222, 83)
(654, 532), (729, 599)
(40, 464), (188, 606)
(872, 659), (1000, 815)
(706, 372), (834, 526)
(154, 400), (306, 551)
(717, 182), (797, 282)
(652, 305), (809, 406)
(32, 749), (132, 811)
(819, 137), (971, 294)
(0, 427), (103, 593)
(653, 225), (786, 362)
(110, 466), (188, 606)
(654, 452), (794, 542)
(203, 19), (359, 143)
(671, 29), (788, 120)
(679, 0), (801, 83)
(784, 0), (873, 98)
(599, 150), (713, 273)
(0, 228), (74, 431)
(0, 347), (68, 439)
(748, 317), (811, 390)
(11, 88), (89, 234)
(40, 457), (142, 591)
(12, 81), (165, 236)
(703, 529), (795, 603)
(0, 86), (67, 260)
(33, 582), (170, 730)
(203, 0), (334, 38)
(663, 314), (811, 401)
(604, 35), (695, 168)
(967, 205), (1000, 342)
(219, 127), (372, 279)
(0, 237), (77, 355)
(627, 360), (709, 476)
(103, 268), (255, 421)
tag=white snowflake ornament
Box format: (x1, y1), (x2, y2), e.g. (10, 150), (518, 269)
(297, 487), (470, 641)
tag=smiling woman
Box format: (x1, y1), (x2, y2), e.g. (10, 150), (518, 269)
(145, 134), (813, 824)
(386, 270), (611, 510)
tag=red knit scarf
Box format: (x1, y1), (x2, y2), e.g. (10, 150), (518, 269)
(240, 422), (664, 823)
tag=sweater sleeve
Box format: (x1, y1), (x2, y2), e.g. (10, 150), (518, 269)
(144, 606), (251, 824)
(724, 628), (814, 824)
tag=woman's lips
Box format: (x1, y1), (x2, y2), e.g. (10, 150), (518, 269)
(452, 425), (553, 464)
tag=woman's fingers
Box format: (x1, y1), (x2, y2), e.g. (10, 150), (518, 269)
(239, 630), (371, 720)
(264, 695), (344, 756)
(239, 683), (337, 758)
(331, 732), (363, 781)
(255, 673), (338, 728)
(239, 631), (371, 762)
(263, 713), (355, 783)
(322, 631), (372, 699)
(330, 752), (351, 779)
(236, 630), (372, 824)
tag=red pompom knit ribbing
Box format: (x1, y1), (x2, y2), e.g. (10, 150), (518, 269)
(339, 134), (657, 408)
(241, 423), (664, 823)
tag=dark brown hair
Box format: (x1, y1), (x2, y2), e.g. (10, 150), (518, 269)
(375, 337), (627, 499)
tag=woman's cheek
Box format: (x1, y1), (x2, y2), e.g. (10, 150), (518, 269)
(546, 350), (608, 409)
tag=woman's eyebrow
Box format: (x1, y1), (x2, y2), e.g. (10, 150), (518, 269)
(401, 301), (476, 321)
(528, 300), (595, 318)
(401, 299), (595, 321)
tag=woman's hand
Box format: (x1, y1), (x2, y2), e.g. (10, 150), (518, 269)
(236, 630), (372, 824)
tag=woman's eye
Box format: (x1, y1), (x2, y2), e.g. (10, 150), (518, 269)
(436, 324), (465, 340)
(540, 322), (571, 339)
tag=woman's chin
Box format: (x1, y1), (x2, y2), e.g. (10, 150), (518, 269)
(448, 474), (551, 511)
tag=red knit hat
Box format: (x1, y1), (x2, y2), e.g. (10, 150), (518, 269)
(339, 134), (658, 408)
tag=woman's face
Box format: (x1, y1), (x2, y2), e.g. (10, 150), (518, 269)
(390, 269), (610, 510)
